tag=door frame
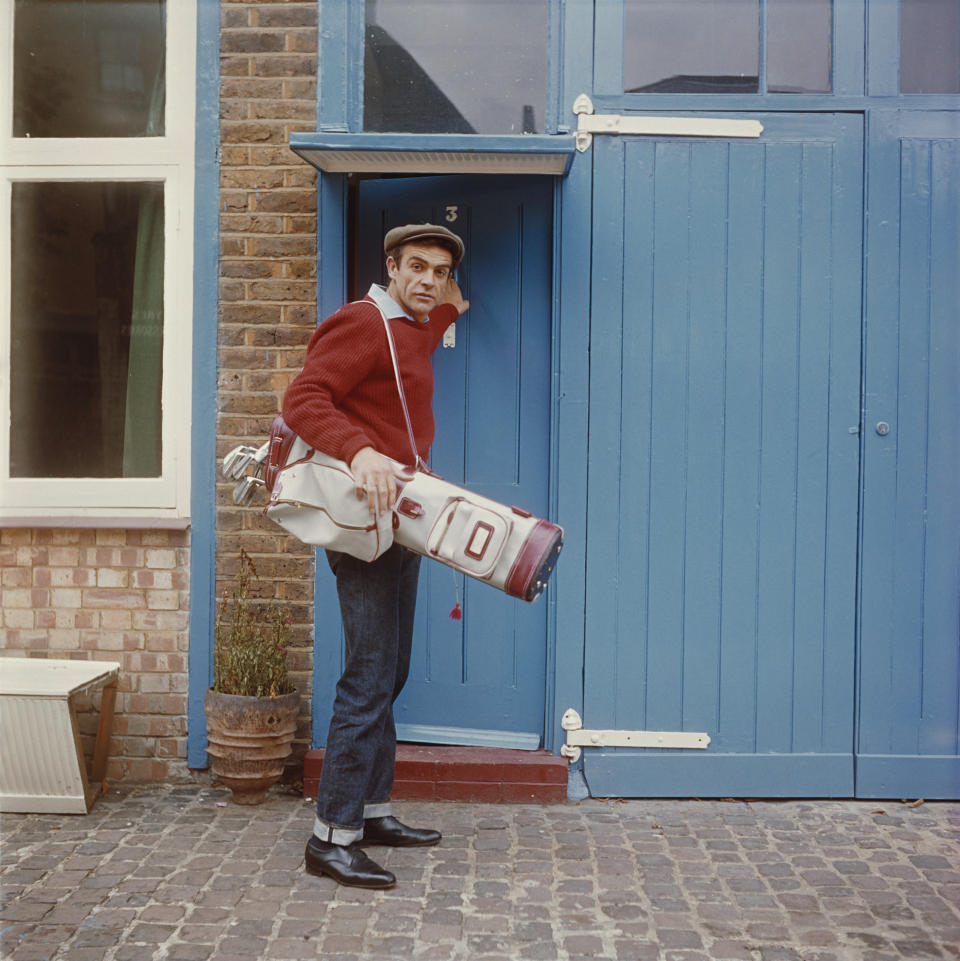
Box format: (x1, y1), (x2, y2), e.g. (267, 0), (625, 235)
(310, 171), (569, 751)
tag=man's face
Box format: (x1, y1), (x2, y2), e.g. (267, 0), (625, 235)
(385, 243), (453, 322)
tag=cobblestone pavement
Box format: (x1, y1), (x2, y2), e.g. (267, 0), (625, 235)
(1, 785), (958, 961)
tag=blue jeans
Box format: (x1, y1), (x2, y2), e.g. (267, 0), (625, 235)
(314, 543), (421, 845)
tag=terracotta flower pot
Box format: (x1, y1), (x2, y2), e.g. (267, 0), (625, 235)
(204, 688), (300, 805)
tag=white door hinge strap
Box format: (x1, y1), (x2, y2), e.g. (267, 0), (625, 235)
(560, 709), (711, 762)
(572, 94), (763, 152)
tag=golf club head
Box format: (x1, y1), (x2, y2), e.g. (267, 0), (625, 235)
(232, 475), (265, 506)
(222, 445), (259, 480)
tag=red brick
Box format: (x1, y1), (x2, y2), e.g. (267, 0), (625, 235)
(286, 215), (317, 234)
(250, 55), (317, 78)
(392, 780), (438, 801)
(83, 590), (147, 609)
(248, 235), (315, 257)
(221, 32), (286, 54)
(247, 280), (316, 301)
(287, 30), (318, 55)
(435, 781), (504, 803)
(221, 79), (286, 100)
(220, 55), (255, 78)
(221, 260), (276, 279)
(221, 120), (288, 144)
(257, 7), (318, 29)
(249, 100), (315, 121)
(2, 567), (31, 587)
(303, 747), (567, 804)
(282, 79), (316, 100)
(221, 213), (285, 234)
(146, 635), (177, 653)
(36, 610), (56, 628)
(125, 759), (170, 780)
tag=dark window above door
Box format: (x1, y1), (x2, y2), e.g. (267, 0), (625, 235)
(623, 0), (832, 95)
(900, 0), (960, 93)
(363, 0), (548, 134)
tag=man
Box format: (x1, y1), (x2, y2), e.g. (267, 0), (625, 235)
(282, 224), (469, 889)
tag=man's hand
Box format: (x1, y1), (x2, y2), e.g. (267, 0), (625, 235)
(349, 447), (410, 516)
(438, 277), (469, 316)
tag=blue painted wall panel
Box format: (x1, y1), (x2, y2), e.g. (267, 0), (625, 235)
(186, 0), (222, 769)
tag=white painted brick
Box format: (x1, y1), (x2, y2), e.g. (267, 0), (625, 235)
(145, 549), (177, 569)
(49, 588), (82, 608)
(3, 608), (35, 629)
(139, 674), (172, 694)
(97, 568), (130, 588)
(1, 589), (32, 608)
(147, 590), (181, 611)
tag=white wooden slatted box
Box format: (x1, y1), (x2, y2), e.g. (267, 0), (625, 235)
(0, 658), (120, 814)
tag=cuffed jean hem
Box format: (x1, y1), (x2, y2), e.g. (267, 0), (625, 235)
(313, 802), (393, 846)
(313, 817), (362, 847)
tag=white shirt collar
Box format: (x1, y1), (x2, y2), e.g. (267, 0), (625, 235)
(367, 283), (423, 323)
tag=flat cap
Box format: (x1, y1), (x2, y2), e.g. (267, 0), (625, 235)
(383, 223), (465, 269)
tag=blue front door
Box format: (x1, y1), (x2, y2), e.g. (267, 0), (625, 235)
(340, 174), (554, 747)
(583, 114), (865, 796)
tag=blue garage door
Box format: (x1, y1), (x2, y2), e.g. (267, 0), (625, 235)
(857, 111), (960, 799)
(583, 114), (864, 797)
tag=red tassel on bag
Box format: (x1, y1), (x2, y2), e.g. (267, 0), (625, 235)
(449, 572), (462, 620)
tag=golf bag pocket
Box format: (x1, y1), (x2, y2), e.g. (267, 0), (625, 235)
(425, 499), (511, 578)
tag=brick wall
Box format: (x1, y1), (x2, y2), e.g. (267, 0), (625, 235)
(217, 1), (321, 760)
(0, 528), (191, 781)
(0, 4), (323, 783)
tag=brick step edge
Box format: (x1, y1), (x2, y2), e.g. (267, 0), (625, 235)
(303, 744), (568, 804)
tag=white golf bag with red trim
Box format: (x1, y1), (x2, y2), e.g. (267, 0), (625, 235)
(221, 300), (563, 602)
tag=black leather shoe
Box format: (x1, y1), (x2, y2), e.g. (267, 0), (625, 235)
(304, 839), (396, 888)
(361, 815), (441, 847)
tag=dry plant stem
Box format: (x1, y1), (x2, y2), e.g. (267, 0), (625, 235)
(213, 549), (295, 698)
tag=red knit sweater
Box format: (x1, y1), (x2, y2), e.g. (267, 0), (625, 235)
(282, 297), (457, 466)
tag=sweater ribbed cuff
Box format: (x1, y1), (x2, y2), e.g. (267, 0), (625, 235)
(340, 434), (375, 469)
(431, 303), (459, 325)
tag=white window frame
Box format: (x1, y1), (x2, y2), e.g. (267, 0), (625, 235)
(0, 0), (196, 523)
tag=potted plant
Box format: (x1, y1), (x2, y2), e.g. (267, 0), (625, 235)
(205, 549), (300, 804)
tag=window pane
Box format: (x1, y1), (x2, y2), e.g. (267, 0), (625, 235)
(767, 0), (831, 93)
(364, 0), (547, 134)
(10, 182), (164, 478)
(624, 0), (759, 93)
(901, 0), (960, 93)
(14, 0), (166, 138)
